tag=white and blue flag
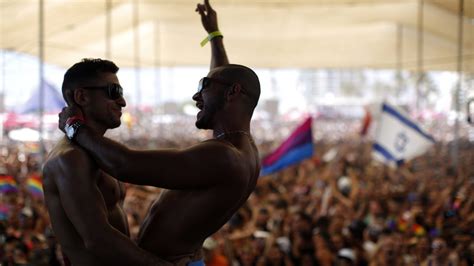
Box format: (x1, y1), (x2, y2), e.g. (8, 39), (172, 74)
(373, 103), (435, 166)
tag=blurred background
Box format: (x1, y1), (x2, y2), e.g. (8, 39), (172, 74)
(1, 0), (473, 265)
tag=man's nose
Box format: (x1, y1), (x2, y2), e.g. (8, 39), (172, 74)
(192, 91), (200, 101)
(116, 96), (126, 107)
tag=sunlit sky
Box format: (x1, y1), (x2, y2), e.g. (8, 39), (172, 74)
(0, 50), (463, 115)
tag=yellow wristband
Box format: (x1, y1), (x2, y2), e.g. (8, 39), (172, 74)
(200, 31), (223, 47)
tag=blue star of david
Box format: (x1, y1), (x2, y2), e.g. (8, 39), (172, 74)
(394, 132), (408, 152)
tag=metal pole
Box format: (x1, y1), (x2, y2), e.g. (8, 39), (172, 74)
(154, 20), (160, 108)
(39, 0), (45, 165)
(0, 50), (6, 142)
(133, 0), (141, 115)
(416, 0), (424, 113)
(396, 24), (403, 94)
(105, 0), (112, 59)
(452, 0), (464, 167)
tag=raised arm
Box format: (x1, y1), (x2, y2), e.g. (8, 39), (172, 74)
(44, 150), (163, 266)
(196, 0), (229, 69)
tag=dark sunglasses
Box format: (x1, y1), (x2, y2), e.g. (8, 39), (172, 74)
(82, 83), (123, 100)
(197, 77), (233, 93)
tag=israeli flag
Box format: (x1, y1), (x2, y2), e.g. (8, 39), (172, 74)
(373, 103), (435, 166)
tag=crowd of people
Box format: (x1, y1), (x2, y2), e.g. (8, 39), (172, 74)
(205, 138), (474, 266)
(0, 145), (56, 265)
(0, 129), (473, 265)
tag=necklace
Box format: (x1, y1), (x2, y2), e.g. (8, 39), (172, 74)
(215, 130), (251, 139)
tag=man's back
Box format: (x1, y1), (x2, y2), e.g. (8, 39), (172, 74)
(137, 136), (259, 262)
(43, 138), (128, 266)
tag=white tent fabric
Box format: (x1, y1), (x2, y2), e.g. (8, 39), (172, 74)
(1, 0), (473, 71)
(8, 128), (41, 142)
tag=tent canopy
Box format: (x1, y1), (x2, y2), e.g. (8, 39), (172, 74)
(1, 0), (473, 71)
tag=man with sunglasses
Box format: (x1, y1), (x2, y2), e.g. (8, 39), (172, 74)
(44, 59), (163, 265)
(57, 0), (261, 265)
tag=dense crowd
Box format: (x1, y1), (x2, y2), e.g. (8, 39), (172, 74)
(0, 133), (473, 265)
(204, 139), (474, 266)
(0, 145), (57, 265)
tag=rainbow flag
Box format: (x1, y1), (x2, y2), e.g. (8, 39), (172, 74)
(398, 218), (408, 232)
(0, 175), (18, 193)
(412, 224), (426, 236)
(26, 174), (43, 198)
(261, 117), (314, 176)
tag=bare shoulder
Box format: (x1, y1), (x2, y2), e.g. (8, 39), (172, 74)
(193, 139), (244, 164)
(190, 139), (254, 182)
(43, 138), (94, 180)
(198, 138), (242, 153)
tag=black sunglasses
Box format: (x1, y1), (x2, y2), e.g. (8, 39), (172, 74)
(197, 77), (233, 93)
(82, 83), (123, 100)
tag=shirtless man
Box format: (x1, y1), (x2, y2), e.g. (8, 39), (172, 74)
(57, 0), (261, 265)
(43, 59), (161, 265)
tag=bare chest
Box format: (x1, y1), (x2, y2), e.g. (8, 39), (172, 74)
(140, 186), (247, 234)
(96, 171), (125, 207)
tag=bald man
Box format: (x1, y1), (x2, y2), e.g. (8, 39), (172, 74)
(57, 1), (261, 265)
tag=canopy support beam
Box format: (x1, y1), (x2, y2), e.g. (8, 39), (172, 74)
(38, 0), (45, 165)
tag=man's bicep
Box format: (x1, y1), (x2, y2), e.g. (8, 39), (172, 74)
(55, 153), (109, 242)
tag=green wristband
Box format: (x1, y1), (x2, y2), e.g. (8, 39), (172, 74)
(200, 30), (223, 47)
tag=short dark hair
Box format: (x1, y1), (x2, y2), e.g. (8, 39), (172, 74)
(62, 58), (119, 105)
(217, 64), (260, 113)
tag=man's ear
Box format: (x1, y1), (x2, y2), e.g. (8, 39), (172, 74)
(72, 88), (90, 107)
(226, 83), (242, 101)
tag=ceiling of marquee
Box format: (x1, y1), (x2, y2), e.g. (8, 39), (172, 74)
(1, 0), (473, 71)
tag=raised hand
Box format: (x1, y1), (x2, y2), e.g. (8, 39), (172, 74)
(196, 0), (219, 33)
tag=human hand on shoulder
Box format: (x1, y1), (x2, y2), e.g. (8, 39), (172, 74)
(196, 0), (219, 33)
(58, 104), (84, 134)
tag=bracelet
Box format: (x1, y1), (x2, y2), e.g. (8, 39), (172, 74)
(66, 115), (85, 126)
(200, 30), (223, 47)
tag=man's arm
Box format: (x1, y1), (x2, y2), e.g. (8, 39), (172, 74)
(196, 0), (229, 69)
(45, 150), (164, 266)
(71, 129), (244, 189)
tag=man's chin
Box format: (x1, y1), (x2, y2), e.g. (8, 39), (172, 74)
(195, 121), (208, 130)
(109, 121), (121, 129)
(195, 118), (211, 130)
